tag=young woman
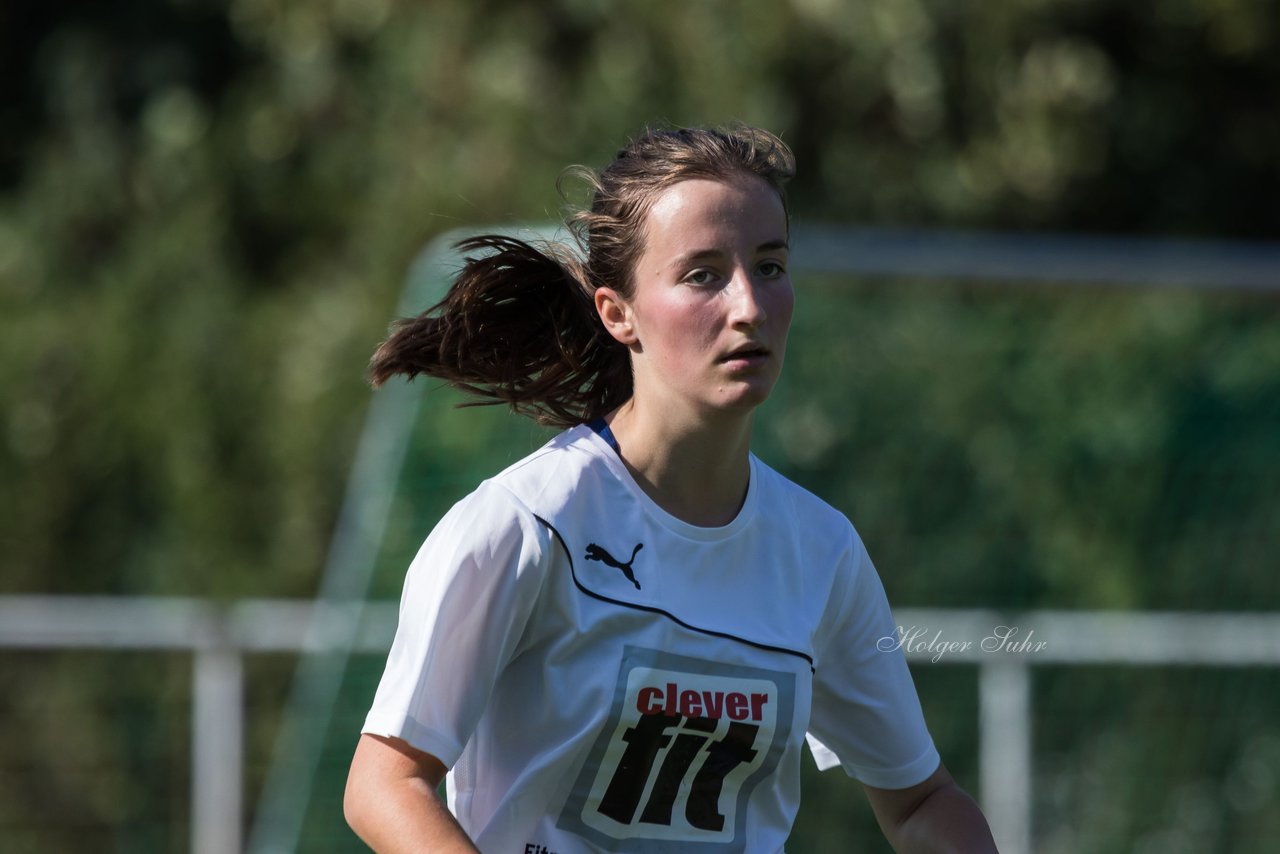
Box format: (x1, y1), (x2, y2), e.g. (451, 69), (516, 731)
(344, 126), (997, 853)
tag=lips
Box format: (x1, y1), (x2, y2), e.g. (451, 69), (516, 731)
(718, 344), (771, 363)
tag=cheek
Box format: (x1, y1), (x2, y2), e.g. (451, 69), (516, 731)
(770, 283), (796, 335)
(646, 291), (720, 348)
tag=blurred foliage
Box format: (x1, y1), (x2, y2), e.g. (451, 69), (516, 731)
(762, 278), (1280, 611)
(2, 0), (1278, 598)
(1, 0), (1278, 851)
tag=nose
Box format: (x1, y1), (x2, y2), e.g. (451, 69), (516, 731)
(728, 268), (767, 329)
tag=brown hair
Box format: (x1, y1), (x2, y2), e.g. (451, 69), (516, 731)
(369, 124), (796, 428)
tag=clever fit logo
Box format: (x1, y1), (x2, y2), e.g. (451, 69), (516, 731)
(595, 681), (765, 830)
(559, 649), (795, 847)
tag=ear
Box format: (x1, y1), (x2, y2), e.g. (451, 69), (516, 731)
(594, 287), (638, 346)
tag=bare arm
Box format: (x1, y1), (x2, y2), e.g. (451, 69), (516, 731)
(344, 733), (481, 854)
(863, 762), (999, 854)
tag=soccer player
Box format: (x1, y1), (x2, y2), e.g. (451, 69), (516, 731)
(344, 125), (997, 852)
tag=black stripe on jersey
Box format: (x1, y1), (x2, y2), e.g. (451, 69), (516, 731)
(534, 514), (816, 673)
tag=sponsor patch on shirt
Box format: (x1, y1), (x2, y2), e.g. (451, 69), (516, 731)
(557, 647), (795, 851)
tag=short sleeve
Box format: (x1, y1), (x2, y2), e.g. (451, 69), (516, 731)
(361, 482), (551, 767)
(805, 530), (940, 789)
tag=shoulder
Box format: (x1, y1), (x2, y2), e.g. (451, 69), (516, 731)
(484, 424), (615, 516)
(422, 432), (609, 558)
(751, 455), (861, 550)
(749, 458), (871, 622)
(421, 476), (550, 565)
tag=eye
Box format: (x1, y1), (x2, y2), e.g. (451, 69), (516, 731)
(758, 260), (787, 278)
(683, 268), (718, 286)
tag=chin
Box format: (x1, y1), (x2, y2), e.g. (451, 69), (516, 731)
(713, 380), (777, 412)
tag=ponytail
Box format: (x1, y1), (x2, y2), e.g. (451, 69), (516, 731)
(368, 235), (632, 428)
(370, 123), (795, 428)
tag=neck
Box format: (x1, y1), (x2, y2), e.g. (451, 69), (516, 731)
(605, 399), (754, 527)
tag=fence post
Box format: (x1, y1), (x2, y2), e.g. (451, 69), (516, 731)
(193, 643), (244, 854)
(979, 659), (1032, 854)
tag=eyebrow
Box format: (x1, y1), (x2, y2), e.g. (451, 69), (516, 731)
(673, 240), (790, 266)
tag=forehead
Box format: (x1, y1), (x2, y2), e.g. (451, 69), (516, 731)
(640, 175), (787, 252)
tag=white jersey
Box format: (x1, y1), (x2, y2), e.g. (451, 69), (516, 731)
(363, 424), (939, 853)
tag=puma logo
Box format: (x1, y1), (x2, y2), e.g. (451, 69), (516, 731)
(584, 542), (643, 590)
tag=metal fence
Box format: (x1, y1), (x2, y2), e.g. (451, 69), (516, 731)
(3, 596), (1278, 853)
